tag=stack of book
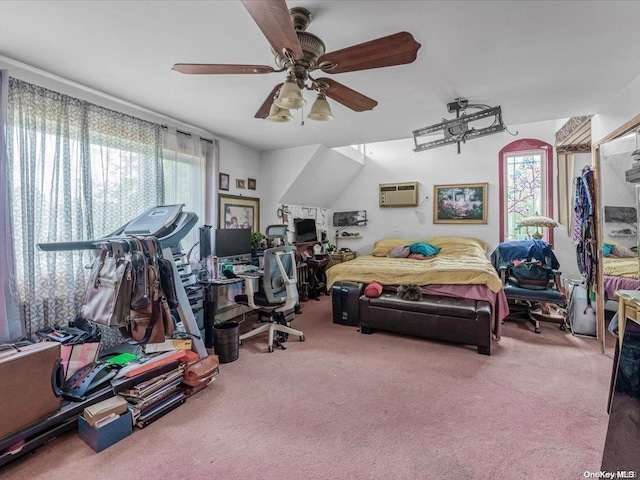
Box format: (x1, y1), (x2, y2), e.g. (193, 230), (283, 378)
(111, 351), (190, 429)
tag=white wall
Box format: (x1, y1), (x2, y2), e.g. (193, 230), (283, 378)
(217, 139), (261, 227)
(326, 119), (583, 280)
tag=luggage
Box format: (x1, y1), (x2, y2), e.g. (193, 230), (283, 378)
(566, 280), (596, 336)
(0, 342), (64, 439)
(331, 281), (363, 326)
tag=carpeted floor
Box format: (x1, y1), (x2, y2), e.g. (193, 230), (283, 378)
(1, 295), (612, 480)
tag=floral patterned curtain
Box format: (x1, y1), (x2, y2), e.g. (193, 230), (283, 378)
(6, 78), (164, 339)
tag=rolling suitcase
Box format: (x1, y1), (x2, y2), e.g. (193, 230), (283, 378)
(332, 281), (363, 326)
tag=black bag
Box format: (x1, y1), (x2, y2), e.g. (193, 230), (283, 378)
(508, 261), (552, 290)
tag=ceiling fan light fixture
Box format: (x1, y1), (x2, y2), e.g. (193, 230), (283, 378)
(307, 93), (334, 121)
(274, 77), (306, 110)
(266, 102), (293, 122)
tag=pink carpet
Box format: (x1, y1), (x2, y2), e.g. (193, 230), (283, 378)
(1, 295), (612, 479)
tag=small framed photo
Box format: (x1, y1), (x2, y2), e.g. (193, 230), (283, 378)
(236, 179), (246, 189)
(433, 182), (488, 224)
(248, 178), (256, 190)
(219, 173), (229, 191)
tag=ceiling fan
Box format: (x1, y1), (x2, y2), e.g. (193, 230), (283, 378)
(172, 0), (421, 122)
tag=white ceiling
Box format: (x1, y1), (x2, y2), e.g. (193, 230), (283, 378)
(2, 1), (640, 152)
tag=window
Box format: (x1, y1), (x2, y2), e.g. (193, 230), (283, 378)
(499, 139), (554, 243)
(162, 129), (212, 251)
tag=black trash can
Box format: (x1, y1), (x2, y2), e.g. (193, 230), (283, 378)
(213, 321), (240, 363)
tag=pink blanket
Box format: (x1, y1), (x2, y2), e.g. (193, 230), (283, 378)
(417, 284), (509, 340)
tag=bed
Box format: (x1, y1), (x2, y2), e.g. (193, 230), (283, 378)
(603, 256), (640, 309)
(326, 236), (509, 343)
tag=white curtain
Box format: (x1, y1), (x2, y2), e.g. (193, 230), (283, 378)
(162, 127), (216, 250)
(0, 70), (22, 342)
(6, 78), (164, 340)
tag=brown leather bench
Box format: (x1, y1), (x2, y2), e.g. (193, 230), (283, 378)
(359, 293), (492, 355)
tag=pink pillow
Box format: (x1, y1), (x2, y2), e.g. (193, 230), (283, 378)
(364, 281), (383, 298)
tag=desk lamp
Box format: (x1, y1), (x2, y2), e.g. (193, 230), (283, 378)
(516, 215), (558, 240)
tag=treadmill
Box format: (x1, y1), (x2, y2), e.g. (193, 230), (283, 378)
(0, 205), (206, 466)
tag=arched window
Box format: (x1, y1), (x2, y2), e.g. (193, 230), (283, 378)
(499, 139), (554, 244)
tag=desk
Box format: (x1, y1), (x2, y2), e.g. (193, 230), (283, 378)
(601, 290), (640, 471)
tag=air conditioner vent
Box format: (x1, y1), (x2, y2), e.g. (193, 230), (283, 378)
(379, 182), (419, 207)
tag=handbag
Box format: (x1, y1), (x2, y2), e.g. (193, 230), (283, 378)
(123, 237), (175, 345)
(183, 355), (219, 387)
(80, 242), (132, 327)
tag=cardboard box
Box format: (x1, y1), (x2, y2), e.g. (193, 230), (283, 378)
(144, 338), (192, 353)
(83, 396), (128, 427)
(78, 410), (132, 452)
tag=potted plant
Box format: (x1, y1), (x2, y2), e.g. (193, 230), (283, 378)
(251, 231), (265, 251)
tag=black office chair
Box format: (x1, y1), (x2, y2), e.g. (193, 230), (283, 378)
(491, 240), (568, 333)
(235, 225), (305, 352)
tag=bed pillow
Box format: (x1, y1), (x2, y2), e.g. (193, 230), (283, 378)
(364, 281), (383, 298)
(371, 238), (413, 257)
(408, 242), (441, 257)
(389, 245), (410, 258)
(611, 244), (636, 258)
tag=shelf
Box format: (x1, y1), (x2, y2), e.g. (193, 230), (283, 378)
(609, 233), (636, 237)
(335, 234), (361, 239)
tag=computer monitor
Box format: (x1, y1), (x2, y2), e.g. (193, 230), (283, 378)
(294, 218), (317, 243)
(214, 228), (252, 260)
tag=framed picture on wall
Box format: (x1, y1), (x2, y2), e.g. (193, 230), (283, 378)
(219, 194), (260, 232)
(219, 173), (229, 191)
(248, 178), (256, 190)
(433, 182), (488, 224)
(236, 179), (246, 189)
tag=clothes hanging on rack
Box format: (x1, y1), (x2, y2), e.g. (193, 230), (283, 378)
(573, 166), (597, 302)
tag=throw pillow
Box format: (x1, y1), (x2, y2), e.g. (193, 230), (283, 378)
(603, 243), (615, 256)
(364, 281), (383, 298)
(389, 245), (410, 258)
(611, 244), (636, 258)
(408, 242), (441, 256)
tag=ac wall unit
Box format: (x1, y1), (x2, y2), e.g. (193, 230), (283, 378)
(379, 182), (419, 207)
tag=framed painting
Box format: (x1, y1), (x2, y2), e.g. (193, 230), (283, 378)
(219, 194), (260, 232)
(248, 178), (256, 190)
(219, 173), (229, 191)
(433, 182), (488, 224)
(236, 179), (246, 189)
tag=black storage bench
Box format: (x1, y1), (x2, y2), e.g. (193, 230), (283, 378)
(359, 293), (492, 355)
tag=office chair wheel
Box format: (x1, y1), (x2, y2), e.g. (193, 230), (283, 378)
(299, 335), (305, 342)
(268, 345), (274, 353)
(535, 327), (541, 334)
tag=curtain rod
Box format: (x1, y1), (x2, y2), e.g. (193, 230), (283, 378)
(161, 124), (213, 144)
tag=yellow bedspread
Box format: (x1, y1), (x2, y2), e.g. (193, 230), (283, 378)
(603, 257), (639, 279)
(326, 236), (503, 293)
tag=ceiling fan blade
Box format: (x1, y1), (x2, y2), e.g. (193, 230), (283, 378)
(172, 64), (275, 75)
(255, 83), (284, 119)
(318, 32), (421, 74)
(241, 0), (303, 60)
(316, 78), (378, 112)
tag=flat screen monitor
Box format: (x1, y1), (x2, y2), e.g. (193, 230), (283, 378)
(214, 228), (252, 259)
(294, 218), (317, 243)
(604, 206), (636, 223)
